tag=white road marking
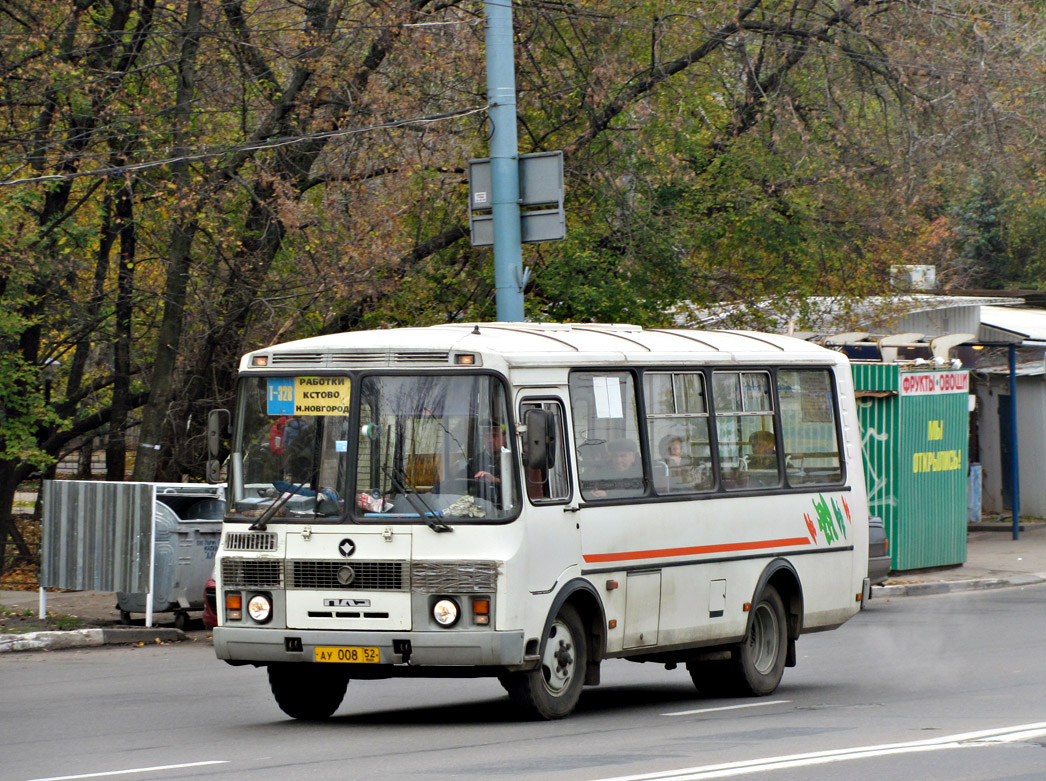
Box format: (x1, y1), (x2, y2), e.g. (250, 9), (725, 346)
(662, 700), (791, 717)
(592, 722), (1046, 781)
(27, 760), (230, 781)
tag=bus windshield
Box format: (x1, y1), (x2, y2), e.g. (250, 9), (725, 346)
(227, 373), (519, 523)
(354, 374), (518, 523)
(229, 376), (351, 520)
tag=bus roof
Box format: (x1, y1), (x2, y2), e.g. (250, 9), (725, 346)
(241, 323), (848, 372)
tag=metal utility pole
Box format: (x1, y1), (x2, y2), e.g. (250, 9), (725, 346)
(483, 0), (524, 322)
(1009, 344), (1020, 539)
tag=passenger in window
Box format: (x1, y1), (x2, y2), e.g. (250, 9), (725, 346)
(660, 435), (686, 466)
(578, 441), (607, 481)
(587, 439), (643, 499)
(658, 434), (699, 492)
(747, 429), (776, 470)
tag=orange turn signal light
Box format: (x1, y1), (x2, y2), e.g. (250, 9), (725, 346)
(225, 592), (243, 620)
(472, 599), (490, 625)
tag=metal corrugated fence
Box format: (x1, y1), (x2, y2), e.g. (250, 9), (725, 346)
(41, 480), (153, 592)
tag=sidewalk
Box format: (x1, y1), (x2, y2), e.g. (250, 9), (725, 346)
(0, 590), (192, 652)
(3, 522), (1046, 653)
(873, 520), (1046, 598)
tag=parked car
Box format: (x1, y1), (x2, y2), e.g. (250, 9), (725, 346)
(203, 575), (217, 629)
(868, 516), (891, 588)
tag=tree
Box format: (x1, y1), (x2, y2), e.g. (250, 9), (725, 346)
(3, 0), (1046, 573)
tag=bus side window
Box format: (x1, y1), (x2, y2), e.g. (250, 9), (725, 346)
(569, 371), (644, 501)
(714, 371), (779, 490)
(644, 371), (714, 495)
(520, 399), (571, 503)
(778, 369), (843, 485)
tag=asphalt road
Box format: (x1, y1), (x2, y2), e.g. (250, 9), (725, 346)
(4, 586), (1046, 781)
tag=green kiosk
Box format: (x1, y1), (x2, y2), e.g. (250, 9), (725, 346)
(852, 363), (970, 571)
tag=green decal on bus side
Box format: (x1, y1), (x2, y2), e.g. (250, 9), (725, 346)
(805, 494), (850, 545)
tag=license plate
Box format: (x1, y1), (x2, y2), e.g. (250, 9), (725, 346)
(314, 646), (381, 664)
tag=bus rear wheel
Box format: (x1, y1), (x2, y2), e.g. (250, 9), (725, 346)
(735, 585), (787, 695)
(507, 604), (587, 719)
(268, 663), (348, 720)
(687, 585), (787, 697)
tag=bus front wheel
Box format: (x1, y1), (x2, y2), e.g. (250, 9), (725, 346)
(507, 604), (587, 719)
(268, 663), (348, 720)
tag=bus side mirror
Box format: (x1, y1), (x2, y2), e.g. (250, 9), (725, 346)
(524, 408), (551, 470)
(207, 409), (231, 484)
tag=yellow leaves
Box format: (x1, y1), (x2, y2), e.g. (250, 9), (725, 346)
(970, 14), (991, 39)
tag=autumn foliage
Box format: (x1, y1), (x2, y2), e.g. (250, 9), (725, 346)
(2, 1), (1046, 565)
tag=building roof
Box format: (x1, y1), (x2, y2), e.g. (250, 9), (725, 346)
(673, 294), (1022, 335)
(980, 306), (1046, 343)
(975, 361), (1045, 378)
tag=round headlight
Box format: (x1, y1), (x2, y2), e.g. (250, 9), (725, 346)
(247, 593), (272, 623)
(433, 598), (459, 627)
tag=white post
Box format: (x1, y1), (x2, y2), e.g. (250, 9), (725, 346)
(38, 587), (46, 622)
(146, 495), (157, 628)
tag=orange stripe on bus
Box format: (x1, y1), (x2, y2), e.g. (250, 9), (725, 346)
(582, 537), (812, 564)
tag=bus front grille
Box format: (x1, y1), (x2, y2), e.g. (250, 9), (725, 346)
(410, 560), (499, 593)
(224, 532), (278, 552)
(288, 560), (408, 591)
(222, 558), (283, 588)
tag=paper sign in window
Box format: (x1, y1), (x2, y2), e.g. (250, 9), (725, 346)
(593, 376), (623, 419)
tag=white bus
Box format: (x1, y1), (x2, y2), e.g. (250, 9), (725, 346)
(209, 323), (869, 720)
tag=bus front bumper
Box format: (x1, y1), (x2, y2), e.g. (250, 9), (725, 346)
(213, 626), (526, 667)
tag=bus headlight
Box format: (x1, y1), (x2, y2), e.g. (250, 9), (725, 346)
(433, 598), (459, 627)
(247, 593), (273, 624)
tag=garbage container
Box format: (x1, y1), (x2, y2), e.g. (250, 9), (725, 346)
(116, 486), (223, 629)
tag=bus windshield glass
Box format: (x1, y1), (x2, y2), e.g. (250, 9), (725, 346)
(229, 376), (351, 520)
(354, 374), (518, 523)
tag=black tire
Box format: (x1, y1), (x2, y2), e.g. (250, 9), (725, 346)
(174, 611), (190, 631)
(733, 585), (788, 695)
(507, 604), (587, 720)
(496, 672), (514, 694)
(687, 585), (788, 697)
(685, 659), (735, 697)
(268, 664), (349, 720)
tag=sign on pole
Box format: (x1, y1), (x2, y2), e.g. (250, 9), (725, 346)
(469, 151), (565, 247)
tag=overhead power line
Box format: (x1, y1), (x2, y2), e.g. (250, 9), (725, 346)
(0, 105), (486, 188)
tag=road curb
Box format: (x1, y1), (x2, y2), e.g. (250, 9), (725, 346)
(5, 574), (1046, 652)
(874, 573), (1046, 599)
(0, 627), (185, 653)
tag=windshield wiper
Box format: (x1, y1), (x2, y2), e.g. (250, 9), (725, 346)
(381, 465), (452, 533)
(249, 482), (305, 531)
